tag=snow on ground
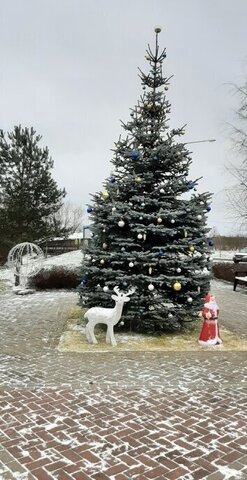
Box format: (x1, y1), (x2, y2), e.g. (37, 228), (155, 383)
(0, 250), (83, 285)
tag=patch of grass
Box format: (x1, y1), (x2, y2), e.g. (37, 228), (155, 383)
(57, 313), (247, 353)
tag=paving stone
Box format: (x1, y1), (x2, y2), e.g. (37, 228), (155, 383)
(0, 281), (247, 480)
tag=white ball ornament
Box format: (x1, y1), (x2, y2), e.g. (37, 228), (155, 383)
(176, 268), (181, 273)
(139, 216), (143, 220)
(137, 233), (143, 240)
(100, 259), (105, 265)
(160, 188), (165, 194)
(168, 313), (173, 318)
(129, 262), (134, 268)
(157, 217), (162, 224)
(141, 202), (145, 207)
(171, 219), (175, 224)
(197, 215), (202, 220)
(103, 286), (109, 292)
(148, 283), (155, 291)
(112, 207), (116, 213)
(149, 305), (155, 311)
(118, 220), (125, 227)
(187, 297), (193, 303)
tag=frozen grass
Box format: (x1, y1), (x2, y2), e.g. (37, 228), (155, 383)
(57, 307), (247, 353)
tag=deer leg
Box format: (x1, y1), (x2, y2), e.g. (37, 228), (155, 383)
(89, 322), (98, 344)
(108, 324), (117, 347)
(85, 323), (92, 343)
(106, 326), (111, 344)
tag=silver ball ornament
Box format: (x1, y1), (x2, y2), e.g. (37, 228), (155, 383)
(118, 220), (125, 228)
(148, 283), (155, 291)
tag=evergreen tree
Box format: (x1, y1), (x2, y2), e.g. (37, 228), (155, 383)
(0, 125), (66, 246)
(79, 28), (213, 333)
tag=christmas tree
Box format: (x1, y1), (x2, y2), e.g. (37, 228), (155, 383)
(79, 28), (213, 333)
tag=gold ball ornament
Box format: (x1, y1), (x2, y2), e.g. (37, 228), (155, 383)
(135, 176), (142, 184)
(173, 282), (182, 291)
(102, 191), (109, 200)
(189, 246), (195, 252)
(102, 243), (107, 249)
(155, 26), (162, 33)
(100, 259), (105, 265)
(157, 217), (162, 224)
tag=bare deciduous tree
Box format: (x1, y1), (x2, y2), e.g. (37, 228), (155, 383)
(54, 201), (84, 235)
(226, 80), (247, 225)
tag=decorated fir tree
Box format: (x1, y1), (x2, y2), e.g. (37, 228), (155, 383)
(79, 28), (213, 333)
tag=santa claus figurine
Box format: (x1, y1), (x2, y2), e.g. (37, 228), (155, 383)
(198, 293), (223, 346)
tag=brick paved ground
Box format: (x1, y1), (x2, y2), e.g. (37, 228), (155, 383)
(0, 280), (247, 480)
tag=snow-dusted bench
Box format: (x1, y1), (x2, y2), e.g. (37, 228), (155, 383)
(233, 273), (247, 291)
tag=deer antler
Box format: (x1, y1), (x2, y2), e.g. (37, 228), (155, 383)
(113, 286), (120, 295)
(126, 287), (135, 296)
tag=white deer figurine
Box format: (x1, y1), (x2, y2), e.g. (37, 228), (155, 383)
(85, 286), (135, 347)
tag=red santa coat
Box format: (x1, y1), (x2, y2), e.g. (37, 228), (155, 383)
(198, 294), (222, 346)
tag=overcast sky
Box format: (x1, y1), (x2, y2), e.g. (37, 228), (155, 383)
(1, 0), (247, 234)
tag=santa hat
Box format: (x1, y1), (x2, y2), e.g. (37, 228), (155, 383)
(204, 293), (212, 303)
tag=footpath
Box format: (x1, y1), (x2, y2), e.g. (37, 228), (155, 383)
(0, 280), (246, 480)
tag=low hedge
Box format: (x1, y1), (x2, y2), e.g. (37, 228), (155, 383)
(29, 266), (81, 290)
(212, 262), (247, 283)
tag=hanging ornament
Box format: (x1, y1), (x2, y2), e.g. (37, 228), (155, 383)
(187, 297), (193, 303)
(87, 207), (93, 213)
(184, 230), (188, 238)
(103, 286), (109, 292)
(109, 176), (116, 183)
(143, 233), (147, 241)
(135, 176), (142, 184)
(100, 259), (105, 265)
(171, 219), (175, 224)
(159, 249), (164, 257)
(176, 268), (181, 273)
(157, 217), (162, 224)
(112, 207), (116, 213)
(120, 321), (125, 326)
(102, 191), (109, 200)
(197, 215), (202, 220)
(139, 216), (143, 220)
(173, 282), (182, 291)
(200, 201), (204, 206)
(209, 240), (214, 247)
(141, 202), (145, 207)
(131, 151), (140, 159)
(188, 183), (194, 190)
(103, 229), (106, 232)
(189, 246), (195, 252)
(118, 220), (125, 227)
(149, 267), (152, 275)
(121, 247), (125, 252)
(168, 313), (173, 318)
(80, 279), (87, 286)
(197, 286), (201, 293)
(148, 283), (155, 291)
(160, 188), (165, 194)
(102, 243), (107, 249)
(149, 305), (155, 311)
(207, 206), (211, 212)
(137, 233), (143, 240)
(129, 262), (134, 268)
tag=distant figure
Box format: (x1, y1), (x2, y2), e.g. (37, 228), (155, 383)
(198, 293), (222, 346)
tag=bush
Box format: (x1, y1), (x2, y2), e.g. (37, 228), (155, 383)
(29, 266), (81, 290)
(212, 262), (247, 283)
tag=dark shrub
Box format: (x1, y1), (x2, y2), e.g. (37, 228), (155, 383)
(212, 262), (247, 283)
(30, 266), (81, 290)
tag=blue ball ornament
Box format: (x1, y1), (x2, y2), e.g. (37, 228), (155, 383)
(80, 279), (87, 285)
(121, 247), (126, 252)
(208, 240), (214, 247)
(188, 183), (194, 190)
(131, 151), (140, 159)
(109, 176), (116, 183)
(207, 206), (211, 212)
(158, 249), (164, 257)
(87, 207), (93, 213)
(123, 282), (128, 287)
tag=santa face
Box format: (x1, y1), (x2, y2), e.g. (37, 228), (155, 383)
(209, 295), (215, 303)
